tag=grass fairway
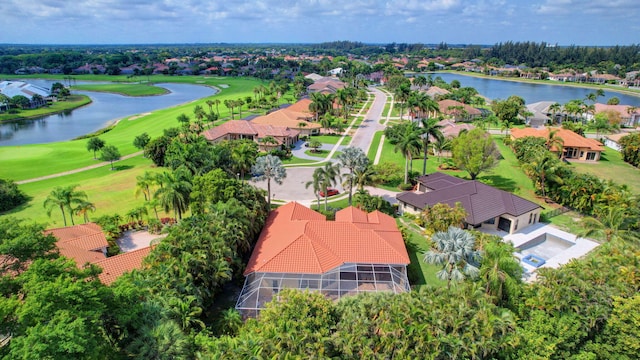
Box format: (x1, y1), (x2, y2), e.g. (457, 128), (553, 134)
(71, 83), (169, 96)
(4, 155), (166, 226)
(568, 147), (640, 194)
(0, 76), (263, 181)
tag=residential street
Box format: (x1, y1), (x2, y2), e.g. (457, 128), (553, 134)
(252, 87), (389, 204)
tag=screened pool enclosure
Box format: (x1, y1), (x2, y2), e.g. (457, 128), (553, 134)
(236, 262), (410, 316)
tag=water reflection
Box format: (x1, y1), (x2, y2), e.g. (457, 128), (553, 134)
(0, 81), (217, 146)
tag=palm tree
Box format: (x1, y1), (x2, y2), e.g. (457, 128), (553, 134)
(236, 98), (245, 118)
(205, 100), (214, 115)
(337, 147), (369, 205)
(320, 114), (334, 134)
(419, 117), (444, 175)
(213, 99), (221, 116)
(305, 169), (323, 211)
(545, 127), (565, 153)
(353, 165), (375, 192)
(231, 141), (257, 180)
(316, 162), (341, 211)
(74, 200), (96, 223)
(154, 169), (192, 220)
(578, 206), (639, 243)
(413, 75), (427, 89)
(548, 102), (562, 124)
(135, 171), (157, 202)
(424, 227), (481, 288)
(432, 136), (452, 165)
(393, 122), (422, 184)
(394, 83), (411, 120)
(479, 239), (523, 308)
(251, 154), (286, 209)
(522, 150), (563, 200)
(43, 185), (88, 226)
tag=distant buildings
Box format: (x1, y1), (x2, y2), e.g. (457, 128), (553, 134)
(0, 81), (51, 109)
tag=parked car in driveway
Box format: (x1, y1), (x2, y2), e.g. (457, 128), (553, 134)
(319, 188), (339, 197)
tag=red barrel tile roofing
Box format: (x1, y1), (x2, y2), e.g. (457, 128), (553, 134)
(244, 202), (410, 276)
(46, 223), (152, 285)
(511, 127), (604, 151)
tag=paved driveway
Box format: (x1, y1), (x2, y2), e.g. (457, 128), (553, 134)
(250, 166), (345, 206)
(252, 88), (387, 204)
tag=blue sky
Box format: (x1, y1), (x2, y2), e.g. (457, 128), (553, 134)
(1, 0), (637, 46)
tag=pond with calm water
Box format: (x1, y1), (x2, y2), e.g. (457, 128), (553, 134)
(0, 80), (217, 146)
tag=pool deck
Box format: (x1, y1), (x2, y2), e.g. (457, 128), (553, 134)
(486, 222), (600, 282)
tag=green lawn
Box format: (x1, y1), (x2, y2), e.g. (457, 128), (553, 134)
(568, 147), (640, 194)
(304, 149), (343, 158)
(368, 131), (384, 161)
(281, 156), (318, 166)
(71, 83), (169, 96)
(0, 95), (91, 122)
(0, 76), (263, 181)
(308, 134), (351, 145)
(398, 218), (446, 289)
(3, 155), (168, 226)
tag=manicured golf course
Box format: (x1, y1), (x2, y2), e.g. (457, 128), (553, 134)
(0, 75), (265, 224)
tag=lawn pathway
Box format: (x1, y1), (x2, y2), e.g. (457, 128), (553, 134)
(16, 151), (144, 185)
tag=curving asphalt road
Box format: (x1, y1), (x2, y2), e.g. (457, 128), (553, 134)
(252, 87), (390, 204)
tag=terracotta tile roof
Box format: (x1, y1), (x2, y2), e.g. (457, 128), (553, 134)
(46, 223), (108, 252)
(397, 172), (541, 225)
(510, 127), (604, 151)
(95, 246), (152, 285)
(46, 224), (151, 285)
(244, 202), (409, 275)
(595, 103), (640, 118)
(251, 99), (320, 129)
(425, 86), (450, 98)
(437, 119), (476, 138)
(46, 223), (109, 267)
(438, 99), (481, 116)
(202, 120), (300, 142)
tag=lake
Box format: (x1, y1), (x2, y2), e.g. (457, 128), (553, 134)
(421, 72), (640, 106)
(0, 80), (217, 146)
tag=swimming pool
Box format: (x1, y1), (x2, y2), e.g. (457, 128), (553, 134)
(517, 232), (575, 260)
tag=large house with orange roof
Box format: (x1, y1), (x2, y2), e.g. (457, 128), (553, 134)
(46, 223), (151, 285)
(251, 98), (321, 136)
(236, 202), (410, 316)
(438, 99), (482, 122)
(306, 78), (346, 94)
(510, 127), (605, 162)
(202, 120), (301, 151)
(592, 103), (640, 127)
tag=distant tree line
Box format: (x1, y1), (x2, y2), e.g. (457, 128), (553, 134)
(3, 41), (639, 76)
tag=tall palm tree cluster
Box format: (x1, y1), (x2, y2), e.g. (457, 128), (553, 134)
(385, 118), (444, 184)
(43, 185), (94, 226)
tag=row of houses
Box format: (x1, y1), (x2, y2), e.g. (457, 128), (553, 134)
(0, 81), (52, 109)
(202, 76), (347, 149)
(526, 101), (640, 128)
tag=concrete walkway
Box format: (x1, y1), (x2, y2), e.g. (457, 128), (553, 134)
(16, 151), (144, 185)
